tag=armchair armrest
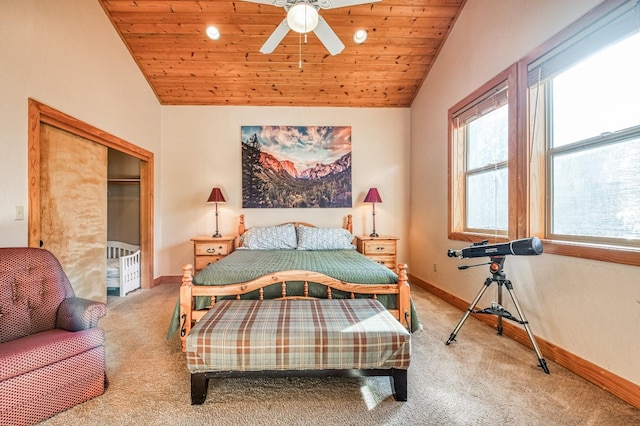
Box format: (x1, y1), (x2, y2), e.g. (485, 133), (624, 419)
(57, 297), (107, 331)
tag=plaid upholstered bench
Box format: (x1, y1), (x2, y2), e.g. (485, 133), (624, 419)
(186, 298), (411, 404)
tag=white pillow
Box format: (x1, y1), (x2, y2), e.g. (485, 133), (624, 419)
(296, 225), (356, 250)
(241, 223), (297, 250)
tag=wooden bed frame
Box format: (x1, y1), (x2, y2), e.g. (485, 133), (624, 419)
(178, 214), (411, 352)
(179, 215), (412, 403)
(179, 263), (411, 352)
(181, 270), (412, 403)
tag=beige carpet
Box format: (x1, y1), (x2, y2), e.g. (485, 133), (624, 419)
(40, 283), (640, 425)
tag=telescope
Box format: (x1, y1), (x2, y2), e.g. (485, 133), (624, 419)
(444, 236), (549, 374)
(447, 237), (543, 259)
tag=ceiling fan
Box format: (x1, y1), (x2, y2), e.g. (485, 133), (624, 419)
(242, 0), (381, 56)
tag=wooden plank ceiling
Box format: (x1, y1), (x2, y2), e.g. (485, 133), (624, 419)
(98, 0), (465, 107)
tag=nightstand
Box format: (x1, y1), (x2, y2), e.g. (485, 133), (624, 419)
(355, 235), (399, 273)
(191, 236), (236, 273)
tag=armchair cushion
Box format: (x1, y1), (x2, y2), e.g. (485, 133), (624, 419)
(0, 327), (105, 382)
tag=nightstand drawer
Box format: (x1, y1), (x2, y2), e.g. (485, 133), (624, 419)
(355, 235), (399, 273)
(362, 240), (397, 255)
(195, 243), (229, 256)
(192, 236), (236, 274)
(195, 255), (223, 271)
(369, 256), (396, 269)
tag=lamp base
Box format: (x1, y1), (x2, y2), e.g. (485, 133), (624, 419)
(369, 232), (379, 237)
(212, 232), (222, 238)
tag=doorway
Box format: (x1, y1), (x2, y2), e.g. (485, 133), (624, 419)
(27, 99), (154, 301)
(107, 149), (141, 296)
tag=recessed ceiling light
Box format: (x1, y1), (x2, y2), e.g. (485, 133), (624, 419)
(353, 29), (368, 44)
(206, 25), (220, 41)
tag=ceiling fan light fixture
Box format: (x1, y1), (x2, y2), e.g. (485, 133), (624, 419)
(287, 3), (319, 34)
(353, 29), (368, 44)
(205, 25), (220, 40)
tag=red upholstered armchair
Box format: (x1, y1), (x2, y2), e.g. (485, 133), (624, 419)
(0, 247), (107, 425)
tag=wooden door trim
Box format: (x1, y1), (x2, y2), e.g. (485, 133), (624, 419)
(28, 98), (155, 290)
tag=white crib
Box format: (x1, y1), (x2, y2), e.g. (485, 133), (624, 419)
(106, 241), (141, 297)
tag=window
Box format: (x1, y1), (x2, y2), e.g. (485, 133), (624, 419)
(449, 0), (640, 265)
(449, 67), (517, 241)
(528, 1), (640, 254)
(465, 103), (508, 232)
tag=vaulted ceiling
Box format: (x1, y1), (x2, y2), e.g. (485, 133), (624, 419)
(98, 0), (465, 107)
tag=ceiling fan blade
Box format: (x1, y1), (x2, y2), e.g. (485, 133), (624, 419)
(313, 17), (345, 56)
(260, 19), (291, 54)
(319, 0), (381, 9)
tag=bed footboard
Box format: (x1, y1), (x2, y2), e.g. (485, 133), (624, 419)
(178, 264), (411, 352)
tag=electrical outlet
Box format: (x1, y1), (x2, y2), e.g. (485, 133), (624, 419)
(15, 206), (24, 221)
(433, 262), (437, 272)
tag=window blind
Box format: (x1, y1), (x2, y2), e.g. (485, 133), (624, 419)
(452, 82), (508, 127)
(527, 0), (640, 87)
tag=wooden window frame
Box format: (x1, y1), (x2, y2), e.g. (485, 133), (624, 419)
(448, 64), (523, 245)
(522, 0), (640, 266)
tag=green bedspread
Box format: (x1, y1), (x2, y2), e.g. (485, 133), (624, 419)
(195, 249), (398, 284)
(167, 249), (421, 337)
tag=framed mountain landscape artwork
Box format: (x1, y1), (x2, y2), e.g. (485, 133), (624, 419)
(241, 125), (352, 208)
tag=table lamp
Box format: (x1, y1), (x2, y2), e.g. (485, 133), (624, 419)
(364, 188), (382, 237)
(207, 187), (226, 238)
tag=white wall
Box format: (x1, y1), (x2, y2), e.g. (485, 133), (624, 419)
(410, 0), (639, 385)
(160, 106), (410, 275)
(0, 0), (161, 252)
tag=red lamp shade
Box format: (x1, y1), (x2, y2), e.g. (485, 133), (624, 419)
(364, 188), (382, 203)
(207, 187), (226, 203)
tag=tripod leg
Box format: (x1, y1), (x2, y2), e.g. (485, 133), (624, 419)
(497, 282), (503, 335)
(446, 277), (493, 345)
(504, 282), (550, 374)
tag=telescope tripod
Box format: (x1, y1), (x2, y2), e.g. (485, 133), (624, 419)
(445, 256), (550, 374)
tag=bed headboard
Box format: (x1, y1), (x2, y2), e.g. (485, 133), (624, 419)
(237, 214), (353, 247)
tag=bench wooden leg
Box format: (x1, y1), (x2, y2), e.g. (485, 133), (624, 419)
(391, 369), (407, 401)
(191, 373), (209, 405)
